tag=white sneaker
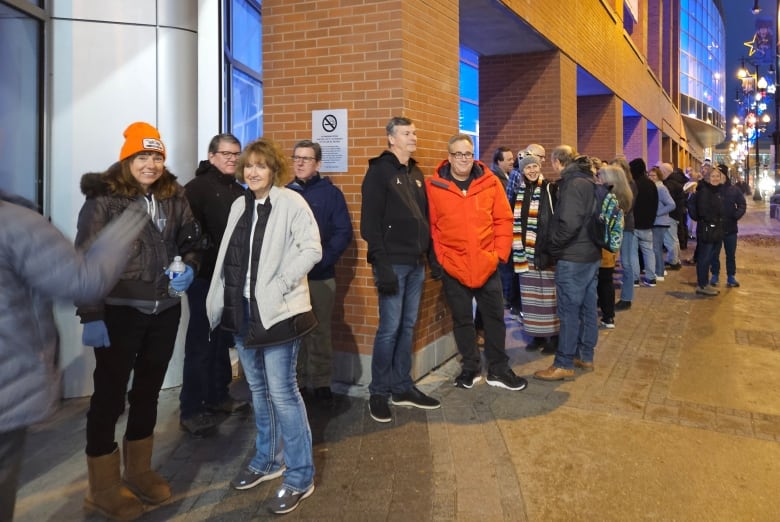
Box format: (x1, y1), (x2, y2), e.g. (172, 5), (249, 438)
(656, 276), (665, 282)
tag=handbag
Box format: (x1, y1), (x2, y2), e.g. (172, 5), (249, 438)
(699, 220), (723, 243)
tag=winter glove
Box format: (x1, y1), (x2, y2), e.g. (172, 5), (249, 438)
(167, 264), (195, 293)
(375, 263), (399, 296)
(82, 320), (110, 348)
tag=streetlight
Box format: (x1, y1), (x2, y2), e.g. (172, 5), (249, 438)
(735, 57), (771, 200)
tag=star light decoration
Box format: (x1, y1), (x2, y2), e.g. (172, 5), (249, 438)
(744, 34), (760, 57)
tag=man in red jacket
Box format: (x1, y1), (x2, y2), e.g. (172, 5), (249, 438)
(426, 134), (527, 391)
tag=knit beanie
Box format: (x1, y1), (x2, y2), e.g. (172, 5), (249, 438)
(628, 158), (647, 180)
(119, 122), (166, 161)
(518, 155), (541, 171)
(717, 164), (729, 177)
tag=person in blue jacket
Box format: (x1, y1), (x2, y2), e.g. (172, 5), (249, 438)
(287, 140), (353, 401)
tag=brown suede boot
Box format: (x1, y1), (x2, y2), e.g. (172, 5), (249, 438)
(122, 436), (172, 505)
(85, 449), (144, 521)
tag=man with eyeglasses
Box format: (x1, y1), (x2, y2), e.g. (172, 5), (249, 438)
(426, 134), (528, 391)
(179, 133), (248, 436)
(360, 116), (441, 423)
(287, 140), (353, 402)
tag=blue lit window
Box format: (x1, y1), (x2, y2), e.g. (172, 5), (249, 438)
(460, 46), (479, 158)
(224, 0), (263, 145)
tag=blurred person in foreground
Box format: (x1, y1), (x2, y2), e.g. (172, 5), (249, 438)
(207, 137), (322, 515)
(76, 122), (200, 519)
(0, 189), (147, 521)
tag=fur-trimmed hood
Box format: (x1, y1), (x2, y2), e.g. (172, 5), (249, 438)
(80, 163), (179, 199)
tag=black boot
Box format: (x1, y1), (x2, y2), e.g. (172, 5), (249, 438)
(540, 335), (558, 355)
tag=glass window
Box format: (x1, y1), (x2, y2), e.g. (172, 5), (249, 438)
(232, 0), (262, 74)
(224, 0), (263, 140)
(231, 67), (263, 147)
(459, 45), (479, 158)
(0, 2), (41, 205)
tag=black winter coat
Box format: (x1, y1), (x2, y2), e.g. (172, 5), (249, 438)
(184, 160), (245, 280)
(718, 180), (747, 235)
(687, 181), (723, 243)
(75, 168), (200, 321)
(633, 176), (659, 230)
(548, 158), (601, 262)
(360, 151), (430, 267)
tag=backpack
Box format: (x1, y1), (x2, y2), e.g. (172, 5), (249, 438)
(589, 183), (624, 253)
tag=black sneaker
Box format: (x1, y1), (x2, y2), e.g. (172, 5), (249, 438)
(600, 317), (615, 329)
(486, 367), (528, 391)
(266, 485), (315, 515)
(641, 278), (657, 287)
(179, 412), (217, 437)
(614, 300), (632, 311)
(454, 368), (482, 389)
(230, 465), (285, 490)
(666, 263), (682, 271)
(390, 387), (441, 410)
(369, 394), (392, 423)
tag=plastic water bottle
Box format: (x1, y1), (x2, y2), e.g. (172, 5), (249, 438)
(167, 256), (186, 297)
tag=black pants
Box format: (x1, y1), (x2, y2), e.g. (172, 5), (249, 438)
(441, 270), (509, 374)
(180, 278), (233, 419)
(0, 427), (26, 521)
(86, 304), (180, 456)
(597, 267), (615, 320)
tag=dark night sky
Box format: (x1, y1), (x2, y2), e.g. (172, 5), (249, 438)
(723, 0), (774, 125)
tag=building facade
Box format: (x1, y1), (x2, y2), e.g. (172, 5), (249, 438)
(0, 0), (725, 397)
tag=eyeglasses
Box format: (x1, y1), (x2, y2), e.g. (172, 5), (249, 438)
(215, 151), (241, 159)
(449, 151), (474, 160)
(291, 155), (316, 163)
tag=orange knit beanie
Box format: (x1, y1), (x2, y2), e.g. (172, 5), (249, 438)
(119, 122), (166, 161)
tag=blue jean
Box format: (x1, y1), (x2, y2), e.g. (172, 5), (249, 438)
(652, 226), (667, 277)
(369, 263), (424, 396)
(663, 221), (680, 264)
(634, 228), (656, 280)
(554, 259), (600, 368)
(235, 301), (314, 493)
(619, 230), (636, 301)
(696, 241), (717, 288)
(180, 277), (234, 419)
(710, 233), (738, 278)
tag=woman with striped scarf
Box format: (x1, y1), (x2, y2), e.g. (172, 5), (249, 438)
(506, 155), (559, 353)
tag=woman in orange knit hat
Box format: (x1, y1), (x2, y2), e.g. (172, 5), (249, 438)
(75, 122), (201, 520)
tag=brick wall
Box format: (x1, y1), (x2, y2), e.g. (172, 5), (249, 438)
(577, 94), (621, 162)
(262, 1), (459, 368)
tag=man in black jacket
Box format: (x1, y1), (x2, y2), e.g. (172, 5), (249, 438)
(360, 116), (440, 423)
(180, 133), (248, 436)
(629, 158), (659, 286)
(534, 147), (601, 381)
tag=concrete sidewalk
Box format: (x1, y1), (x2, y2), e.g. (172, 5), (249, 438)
(14, 199), (780, 521)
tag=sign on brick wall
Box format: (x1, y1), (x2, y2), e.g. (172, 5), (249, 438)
(312, 109), (348, 173)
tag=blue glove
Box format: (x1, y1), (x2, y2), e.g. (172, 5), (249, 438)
(168, 264), (195, 293)
(82, 321), (110, 348)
